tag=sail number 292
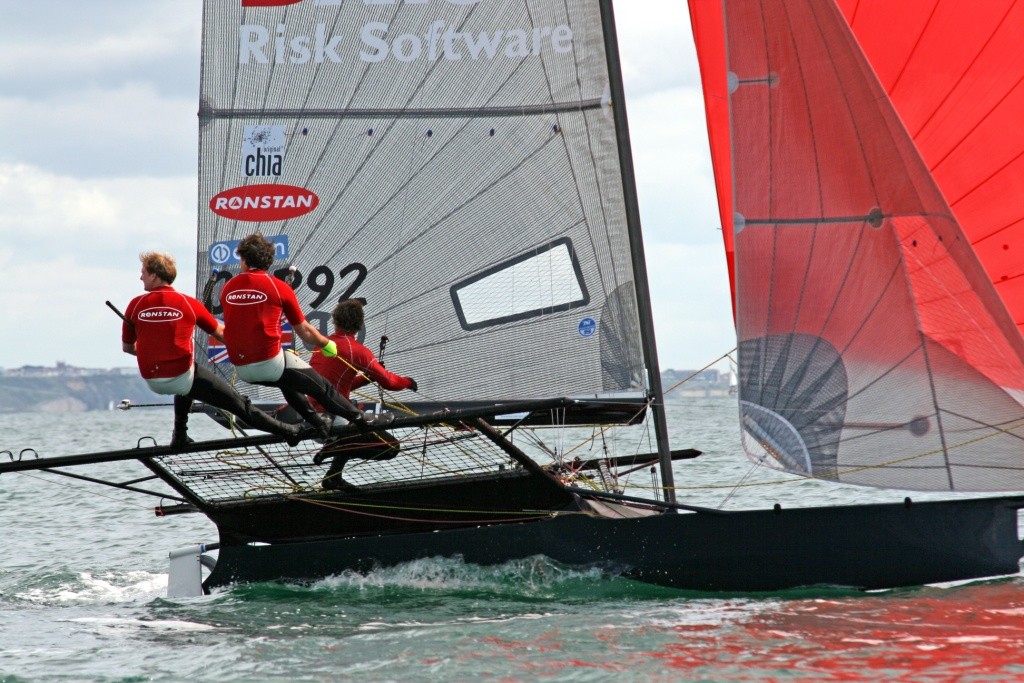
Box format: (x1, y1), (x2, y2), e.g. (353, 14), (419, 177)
(208, 262), (367, 315)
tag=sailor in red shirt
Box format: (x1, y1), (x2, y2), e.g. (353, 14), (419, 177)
(122, 251), (302, 447)
(309, 298), (416, 490)
(219, 233), (370, 435)
(310, 298), (417, 401)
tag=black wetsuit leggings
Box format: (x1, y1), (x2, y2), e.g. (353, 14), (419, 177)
(173, 363), (292, 435)
(257, 366), (363, 427)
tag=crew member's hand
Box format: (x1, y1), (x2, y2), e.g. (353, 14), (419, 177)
(322, 340), (338, 358)
(407, 377), (418, 392)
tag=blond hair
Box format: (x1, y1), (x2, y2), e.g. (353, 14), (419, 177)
(140, 251), (177, 284)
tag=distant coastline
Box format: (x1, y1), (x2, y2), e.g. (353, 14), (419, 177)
(0, 363), (735, 413)
(0, 363), (157, 413)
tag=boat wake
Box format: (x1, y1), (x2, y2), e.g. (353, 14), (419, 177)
(5, 570), (167, 606)
(222, 555), (685, 604)
(62, 616), (217, 633)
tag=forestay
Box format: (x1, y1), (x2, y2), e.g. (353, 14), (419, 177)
(196, 0), (646, 407)
(690, 0), (1024, 491)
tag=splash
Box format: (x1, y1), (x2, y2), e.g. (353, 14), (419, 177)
(12, 570), (166, 606)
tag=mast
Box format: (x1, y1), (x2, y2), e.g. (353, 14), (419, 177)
(598, 0), (677, 503)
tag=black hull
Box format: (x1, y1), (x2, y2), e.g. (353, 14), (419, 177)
(206, 470), (576, 545)
(204, 496), (1024, 592)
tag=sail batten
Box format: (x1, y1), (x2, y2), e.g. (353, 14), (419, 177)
(202, 101), (606, 118)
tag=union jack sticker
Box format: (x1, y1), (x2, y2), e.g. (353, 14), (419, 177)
(207, 334), (230, 364)
(280, 318), (294, 351)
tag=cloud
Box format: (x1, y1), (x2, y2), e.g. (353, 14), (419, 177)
(615, 0), (699, 97)
(646, 241), (735, 373)
(629, 86), (718, 247)
(0, 1), (201, 99)
(0, 83), (196, 179)
(0, 163), (196, 258)
(0, 1), (200, 178)
(0, 162), (198, 369)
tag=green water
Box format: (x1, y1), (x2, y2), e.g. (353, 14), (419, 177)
(1, 401), (1023, 681)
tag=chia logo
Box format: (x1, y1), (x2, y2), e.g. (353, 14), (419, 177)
(224, 290), (270, 306)
(139, 307), (184, 321)
(243, 124), (285, 178)
(210, 184), (319, 222)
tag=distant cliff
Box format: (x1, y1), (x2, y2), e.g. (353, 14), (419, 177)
(0, 374), (160, 413)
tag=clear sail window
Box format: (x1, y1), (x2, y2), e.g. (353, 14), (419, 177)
(451, 238), (590, 331)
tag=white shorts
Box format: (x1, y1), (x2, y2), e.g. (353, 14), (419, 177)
(145, 365), (195, 396)
(235, 349), (311, 383)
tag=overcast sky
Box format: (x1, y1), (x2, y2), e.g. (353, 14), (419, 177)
(0, 0), (734, 373)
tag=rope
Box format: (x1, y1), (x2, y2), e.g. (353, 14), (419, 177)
(662, 349), (736, 397)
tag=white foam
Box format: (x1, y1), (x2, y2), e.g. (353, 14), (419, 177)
(310, 554), (607, 593)
(19, 571), (167, 605)
(63, 617), (216, 632)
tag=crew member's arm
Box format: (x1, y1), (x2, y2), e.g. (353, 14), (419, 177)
(294, 321), (337, 356)
(355, 343), (415, 391)
(189, 296), (224, 343)
(120, 304), (138, 356)
(280, 281), (337, 356)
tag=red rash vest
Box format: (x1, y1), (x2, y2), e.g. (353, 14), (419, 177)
(122, 286), (218, 379)
(310, 331), (414, 404)
(220, 269), (305, 366)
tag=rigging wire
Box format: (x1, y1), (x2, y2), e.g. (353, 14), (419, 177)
(7, 469), (166, 513)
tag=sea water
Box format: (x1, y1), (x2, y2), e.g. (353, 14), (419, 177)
(1, 400), (1023, 681)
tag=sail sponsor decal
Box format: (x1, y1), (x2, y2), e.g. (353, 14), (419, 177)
(243, 125), (285, 177)
(209, 184), (318, 221)
(238, 0), (573, 66)
(138, 307), (184, 322)
(578, 317), (596, 338)
(209, 235), (290, 266)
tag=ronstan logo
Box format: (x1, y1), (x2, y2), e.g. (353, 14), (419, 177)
(224, 290), (270, 306)
(210, 184), (319, 222)
(138, 307), (184, 321)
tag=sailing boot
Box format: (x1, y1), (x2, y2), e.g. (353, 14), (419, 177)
(301, 409), (334, 440)
(170, 395), (195, 448)
(321, 455), (358, 492)
(243, 398), (305, 446)
(170, 423), (194, 449)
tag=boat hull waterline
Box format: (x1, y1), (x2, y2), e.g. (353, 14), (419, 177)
(204, 496), (1024, 592)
